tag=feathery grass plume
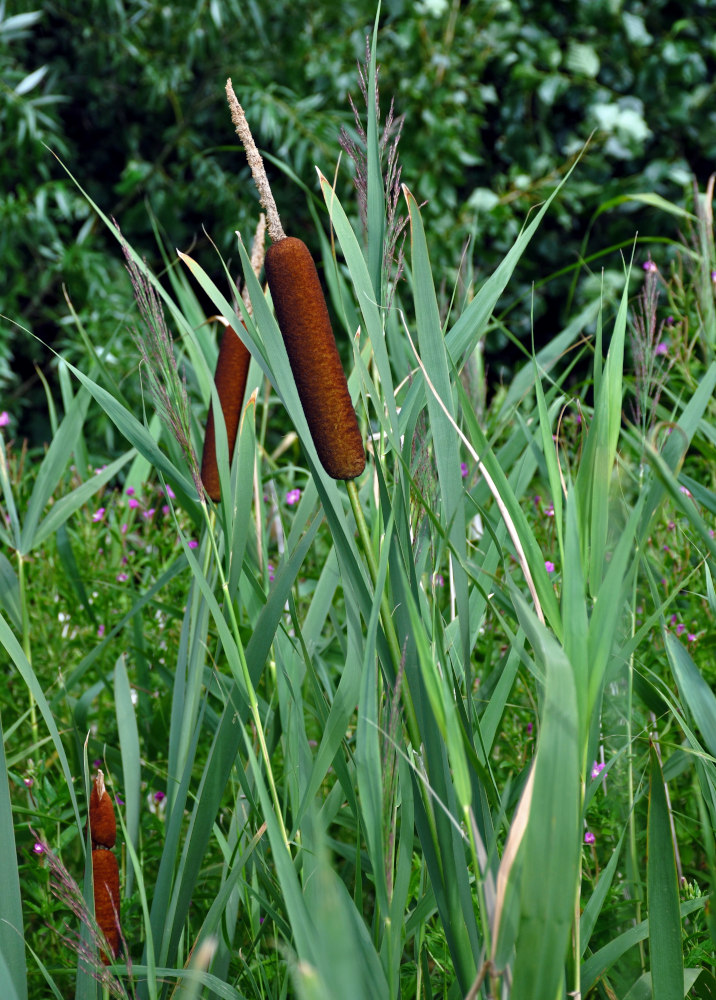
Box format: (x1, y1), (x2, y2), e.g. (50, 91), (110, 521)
(629, 259), (673, 440)
(339, 35), (407, 304)
(200, 213), (266, 501)
(121, 237), (203, 498)
(33, 831), (129, 996)
(225, 79), (365, 481)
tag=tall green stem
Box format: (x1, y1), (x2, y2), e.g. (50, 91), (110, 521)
(346, 480), (420, 750)
(17, 553), (38, 746)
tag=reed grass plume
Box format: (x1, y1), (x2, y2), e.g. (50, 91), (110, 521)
(339, 36), (408, 303)
(122, 238), (203, 498)
(32, 829), (129, 996)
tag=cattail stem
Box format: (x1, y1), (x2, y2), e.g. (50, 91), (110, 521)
(346, 480), (420, 749)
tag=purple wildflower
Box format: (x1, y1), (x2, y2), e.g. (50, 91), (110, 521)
(92, 508), (106, 523)
(584, 831), (596, 845)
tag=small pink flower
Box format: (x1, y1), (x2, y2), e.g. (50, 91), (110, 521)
(92, 507), (106, 523)
(591, 761), (605, 780)
(545, 560), (555, 573)
(143, 508), (156, 519)
(33, 842), (45, 855)
(162, 505), (170, 515)
(679, 486), (691, 497)
(268, 563), (275, 582)
(121, 523), (128, 534)
(24, 777), (33, 788)
(286, 488), (301, 506)
(97, 624), (105, 638)
(188, 539), (198, 549)
(544, 503), (554, 517)
(0, 411), (10, 427)
(93, 759), (102, 768)
(526, 722), (533, 735)
(655, 342), (668, 356)
(687, 633), (697, 642)
(126, 487), (135, 496)
(643, 260), (658, 273)
(433, 572), (445, 586)
(165, 485), (175, 499)
(116, 572), (129, 583)
(128, 497), (140, 509)
(676, 623), (686, 635)
(154, 791), (166, 803)
(460, 462), (468, 478)
(584, 831), (596, 845)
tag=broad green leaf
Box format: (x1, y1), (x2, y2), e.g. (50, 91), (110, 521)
(647, 745), (684, 1000)
(0, 709), (28, 1000)
(664, 630), (716, 759)
(510, 589), (580, 1000)
(114, 655), (141, 897)
(19, 388), (90, 554)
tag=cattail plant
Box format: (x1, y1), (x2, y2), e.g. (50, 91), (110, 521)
(225, 79), (365, 481)
(200, 213), (266, 501)
(89, 769), (121, 964)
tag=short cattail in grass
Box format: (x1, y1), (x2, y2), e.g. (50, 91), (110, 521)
(89, 769), (116, 849)
(264, 237), (366, 479)
(226, 79), (365, 481)
(89, 770), (120, 963)
(92, 848), (121, 964)
(200, 320), (251, 501)
(200, 212), (266, 502)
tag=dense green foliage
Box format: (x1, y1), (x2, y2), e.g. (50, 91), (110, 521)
(3, 0), (716, 439)
(2, 6), (716, 999)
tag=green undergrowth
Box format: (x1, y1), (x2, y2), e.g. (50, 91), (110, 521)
(2, 27), (716, 1000)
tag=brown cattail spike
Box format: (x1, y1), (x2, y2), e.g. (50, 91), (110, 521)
(89, 770), (116, 849)
(92, 848), (121, 963)
(264, 237), (365, 480)
(200, 322), (251, 502)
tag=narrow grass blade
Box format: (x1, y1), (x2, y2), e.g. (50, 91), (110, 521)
(509, 589), (580, 1000)
(0, 709), (28, 1000)
(622, 969), (702, 1000)
(405, 186), (470, 670)
(647, 744), (684, 999)
(32, 450), (134, 550)
(64, 360), (196, 499)
(19, 388), (90, 554)
(0, 552), (21, 631)
(365, 7), (385, 300)
(664, 627), (716, 759)
(580, 897), (705, 990)
(0, 612), (83, 833)
(579, 828), (626, 956)
(114, 654), (141, 897)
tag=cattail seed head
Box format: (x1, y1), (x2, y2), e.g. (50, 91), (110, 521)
(264, 237), (365, 480)
(92, 848), (120, 963)
(89, 770), (116, 849)
(201, 322), (251, 502)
